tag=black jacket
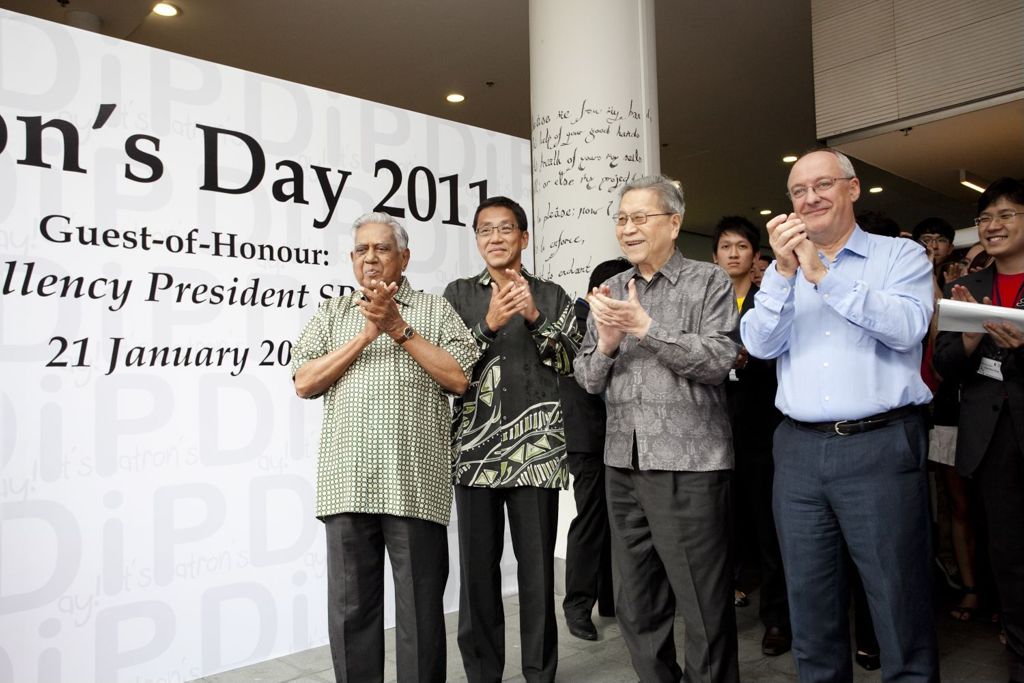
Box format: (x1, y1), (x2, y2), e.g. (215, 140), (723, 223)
(933, 265), (1024, 476)
(559, 299), (606, 454)
(727, 286), (783, 454)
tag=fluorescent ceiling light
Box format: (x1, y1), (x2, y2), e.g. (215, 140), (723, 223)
(446, 93), (465, 103)
(153, 3), (179, 17)
(959, 169), (987, 193)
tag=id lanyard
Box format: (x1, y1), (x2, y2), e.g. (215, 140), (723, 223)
(991, 276), (1024, 309)
(983, 276), (1024, 383)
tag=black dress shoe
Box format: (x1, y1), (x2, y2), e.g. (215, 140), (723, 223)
(855, 650), (880, 671)
(566, 614), (598, 641)
(761, 626), (792, 657)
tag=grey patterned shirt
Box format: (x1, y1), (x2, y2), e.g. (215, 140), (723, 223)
(574, 250), (739, 471)
(291, 277), (480, 525)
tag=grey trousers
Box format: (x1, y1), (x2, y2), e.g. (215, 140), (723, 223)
(606, 465), (739, 683)
(773, 417), (938, 683)
(324, 513), (448, 683)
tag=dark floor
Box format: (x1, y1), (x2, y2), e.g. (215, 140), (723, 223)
(192, 587), (1010, 682)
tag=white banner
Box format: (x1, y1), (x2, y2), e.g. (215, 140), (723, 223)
(0, 9), (531, 682)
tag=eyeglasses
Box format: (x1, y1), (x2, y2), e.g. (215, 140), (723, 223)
(787, 177), (854, 200)
(974, 210), (1024, 228)
(918, 235), (951, 246)
(474, 223), (519, 238)
(614, 212), (673, 227)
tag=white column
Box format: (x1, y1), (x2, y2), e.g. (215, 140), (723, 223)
(529, 0), (660, 299)
(529, 0), (661, 595)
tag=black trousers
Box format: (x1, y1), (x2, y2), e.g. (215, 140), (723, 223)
(563, 451), (614, 619)
(975, 406), (1024, 682)
(732, 445), (789, 629)
(606, 464), (739, 683)
(455, 485), (559, 683)
(324, 513), (448, 683)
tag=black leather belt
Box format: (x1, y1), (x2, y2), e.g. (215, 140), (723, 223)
(790, 405), (922, 436)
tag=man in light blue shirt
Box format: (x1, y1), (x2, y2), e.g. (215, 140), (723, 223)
(741, 148), (937, 683)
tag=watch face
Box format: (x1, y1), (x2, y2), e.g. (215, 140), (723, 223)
(403, 326), (414, 339)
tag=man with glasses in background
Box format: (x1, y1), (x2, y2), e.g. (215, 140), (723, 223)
(914, 217), (956, 267)
(913, 216), (957, 290)
(444, 196), (579, 683)
(741, 149), (938, 682)
(575, 176), (740, 683)
(935, 177), (1024, 683)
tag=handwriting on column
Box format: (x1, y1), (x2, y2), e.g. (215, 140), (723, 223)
(531, 97), (651, 283)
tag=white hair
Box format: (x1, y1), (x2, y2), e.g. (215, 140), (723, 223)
(352, 212), (409, 250)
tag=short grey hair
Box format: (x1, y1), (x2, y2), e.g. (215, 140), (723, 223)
(796, 147), (857, 178)
(619, 175), (686, 221)
(352, 212), (409, 251)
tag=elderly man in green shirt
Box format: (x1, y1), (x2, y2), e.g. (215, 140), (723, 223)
(292, 212), (480, 683)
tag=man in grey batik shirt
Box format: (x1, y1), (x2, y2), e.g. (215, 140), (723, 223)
(575, 175), (740, 683)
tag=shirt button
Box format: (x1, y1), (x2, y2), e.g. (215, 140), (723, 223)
(825, 331), (831, 336)
(823, 294), (830, 300)
(824, 395), (831, 401)
(823, 362), (829, 368)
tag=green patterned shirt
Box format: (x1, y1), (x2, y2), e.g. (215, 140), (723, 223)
(292, 278), (480, 525)
(444, 269), (580, 489)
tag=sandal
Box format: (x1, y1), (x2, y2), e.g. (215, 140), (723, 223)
(734, 589), (749, 607)
(949, 586), (980, 622)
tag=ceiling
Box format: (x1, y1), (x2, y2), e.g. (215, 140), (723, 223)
(3, 0), (1019, 240)
(835, 98), (1024, 204)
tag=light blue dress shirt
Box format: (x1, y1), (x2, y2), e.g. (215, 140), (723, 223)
(740, 226), (934, 422)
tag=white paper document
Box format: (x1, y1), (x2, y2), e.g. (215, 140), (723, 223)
(935, 298), (1024, 333)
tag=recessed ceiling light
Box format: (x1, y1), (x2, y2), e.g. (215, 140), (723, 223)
(782, 155), (798, 163)
(759, 209), (772, 216)
(152, 3), (179, 17)
(446, 93), (465, 103)
(869, 186), (883, 194)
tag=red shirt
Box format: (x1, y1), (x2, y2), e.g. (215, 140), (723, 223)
(993, 272), (1024, 309)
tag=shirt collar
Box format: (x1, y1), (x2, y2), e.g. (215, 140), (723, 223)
(630, 249), (684, 285)
(476, 266), (535, 287)
(837, 225), (871, 258)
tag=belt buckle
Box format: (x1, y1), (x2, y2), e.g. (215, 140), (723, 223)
(834, 420), (853, 436)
